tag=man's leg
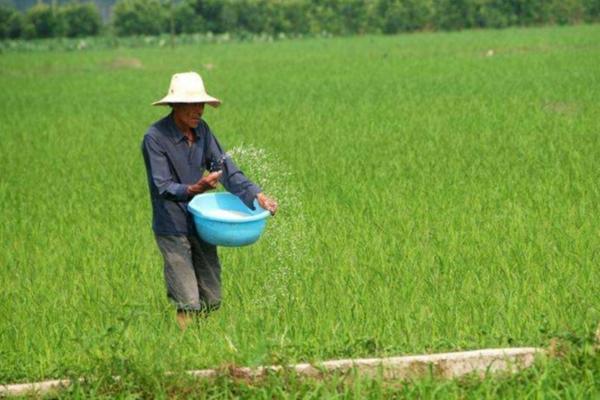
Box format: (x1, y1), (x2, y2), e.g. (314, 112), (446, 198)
(189, 235), (222, 312)
(155, 235), (203, 329)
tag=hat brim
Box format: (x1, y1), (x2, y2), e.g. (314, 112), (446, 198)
(152, 94), (221, 107)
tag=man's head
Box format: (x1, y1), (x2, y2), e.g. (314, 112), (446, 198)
(171, 103), (205, 131)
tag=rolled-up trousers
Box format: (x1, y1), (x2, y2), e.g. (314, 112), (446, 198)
(154, 234), (221, 312)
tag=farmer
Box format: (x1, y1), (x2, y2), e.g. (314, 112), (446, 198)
(142, 72), (278, 329)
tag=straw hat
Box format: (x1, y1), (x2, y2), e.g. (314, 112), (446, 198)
(152, 72), (221, 107)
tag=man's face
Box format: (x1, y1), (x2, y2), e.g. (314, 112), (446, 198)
(173, 103), (205, 130)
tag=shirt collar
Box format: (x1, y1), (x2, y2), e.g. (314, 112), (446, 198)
(166, 112), (200, 144)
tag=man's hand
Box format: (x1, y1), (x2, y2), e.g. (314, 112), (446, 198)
(187, 171), (223, 196)
(257, 192), (278, 215)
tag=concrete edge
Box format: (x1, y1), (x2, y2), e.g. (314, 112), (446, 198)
(0, 347), (544, 397)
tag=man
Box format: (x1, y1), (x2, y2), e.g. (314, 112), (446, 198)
(142, 72), (278, 329)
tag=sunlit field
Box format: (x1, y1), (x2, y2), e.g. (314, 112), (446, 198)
(1, 24), (599, 397)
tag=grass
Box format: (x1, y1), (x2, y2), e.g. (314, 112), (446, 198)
(54, 346), (600, 399)
(1, 24), (599, 397)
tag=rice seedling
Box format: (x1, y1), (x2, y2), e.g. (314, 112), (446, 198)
(0, 24), (599, 396)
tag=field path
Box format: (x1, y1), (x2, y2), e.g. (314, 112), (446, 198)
(0, 347), (542, 397)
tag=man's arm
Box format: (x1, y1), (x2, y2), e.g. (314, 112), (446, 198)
(143, 133), (223, 200)
(204, 131), (278, 214)
(187, 171), (222, 196)
(142, 134), (190, 201)
(205, 130), (263, 209)
(256, 192), (278, 215)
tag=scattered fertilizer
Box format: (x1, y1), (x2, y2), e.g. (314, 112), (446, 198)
(226, 145), (307, 309)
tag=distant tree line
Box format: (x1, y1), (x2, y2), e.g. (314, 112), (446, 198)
(2, 0), (600, 40)
(0, 2), (101, 39)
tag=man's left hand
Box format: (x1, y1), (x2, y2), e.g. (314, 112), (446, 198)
(257, 193), (278, 215)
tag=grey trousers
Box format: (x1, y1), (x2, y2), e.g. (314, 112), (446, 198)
(154, 234), (221, 312)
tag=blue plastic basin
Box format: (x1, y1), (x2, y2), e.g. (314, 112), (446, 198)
(188, 192), (270, 247)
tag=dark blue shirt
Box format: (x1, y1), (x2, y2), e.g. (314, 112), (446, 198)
(142, 113), (261, 235)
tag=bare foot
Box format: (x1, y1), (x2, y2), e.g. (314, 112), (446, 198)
(176, 311), (193, 331)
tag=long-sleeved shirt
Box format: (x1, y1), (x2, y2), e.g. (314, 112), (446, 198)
(142, 113), (261, 235)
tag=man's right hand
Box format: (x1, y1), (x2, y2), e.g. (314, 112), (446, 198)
(187, 171), (223, 196)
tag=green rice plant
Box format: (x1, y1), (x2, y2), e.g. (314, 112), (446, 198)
(0, 24), (599, 396)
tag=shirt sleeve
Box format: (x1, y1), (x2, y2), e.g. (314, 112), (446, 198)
(142, 133), (190, 202)
(205, 129), (262, 209)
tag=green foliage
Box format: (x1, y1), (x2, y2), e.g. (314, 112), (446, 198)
(431, 0), (476, 30)
(179, 0), (600, 36)
(173, 0), (205, 34)
(23, 3), (65, 39)
(426, 0), (592, 30)
(276, 0), (311, 34)
(3, 2), (103, 39)
(547, 0), (586, 25)
(192, 0), (225, 33)
(584, 0), (600, 21)
(0, 4), (22, 39)
(59, 2), (102, 38)
(376, 0), (432, 33)
(4, 0), (600, 41)
(112, 0), (167, 36)
(472, 0), (515, 28)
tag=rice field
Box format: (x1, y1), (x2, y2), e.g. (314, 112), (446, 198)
(0, 24), (599, 397)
